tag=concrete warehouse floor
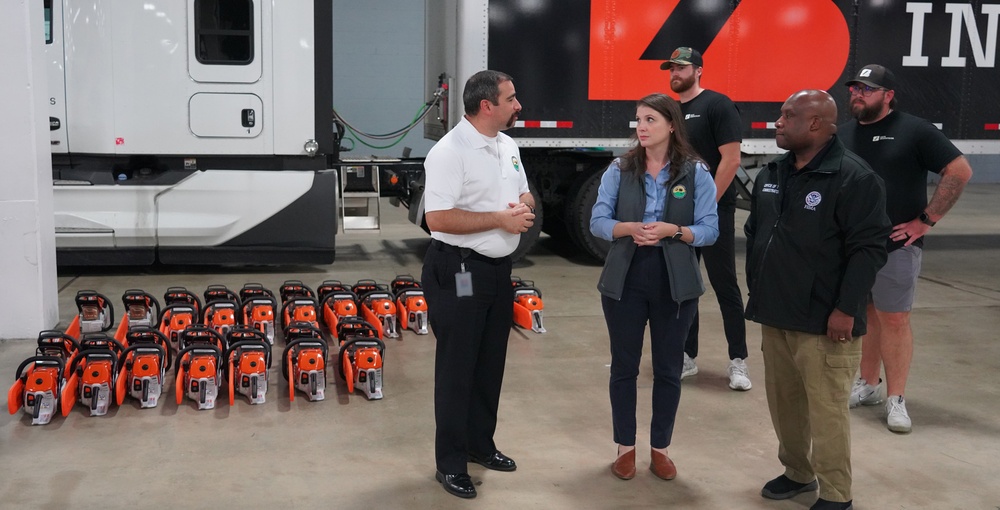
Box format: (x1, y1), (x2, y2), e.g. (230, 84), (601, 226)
(1, 185), (998, 510)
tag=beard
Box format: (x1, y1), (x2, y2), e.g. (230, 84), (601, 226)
(505, 112), (518, 129)
(851, 100), (883, 123)
(670, 74), (696, 94)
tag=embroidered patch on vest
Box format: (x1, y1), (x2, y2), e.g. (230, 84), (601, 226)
(671, 184), (687, 199)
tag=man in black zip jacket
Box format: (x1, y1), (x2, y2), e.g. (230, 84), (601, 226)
(744, 90), (890, 510)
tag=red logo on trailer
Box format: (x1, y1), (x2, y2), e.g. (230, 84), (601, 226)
(588, 0), (851, 101)
(115, 138), (124, 145)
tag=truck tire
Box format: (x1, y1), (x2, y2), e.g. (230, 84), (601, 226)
(566, 170), (610, 262)
(510, 186), (543, 263)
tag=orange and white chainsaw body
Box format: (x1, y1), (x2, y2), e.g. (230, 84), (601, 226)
(361, 291), (399, 339)
(178, 350), (222, 410)
(513, 287), (546, 333)
(339, 338), (385, 400)
(9, 357), (65, 425)
(79, 357), (116, 416)
(121, 348), (167, 408)
(396, 289), (428, 335)
(227, 338), (270, 405)
(204, 300), (239, 338)
(282, 338), (328, 402)
(244, 298), (276, 345)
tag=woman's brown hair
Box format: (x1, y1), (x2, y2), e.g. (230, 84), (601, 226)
(618, 93), (702, 182)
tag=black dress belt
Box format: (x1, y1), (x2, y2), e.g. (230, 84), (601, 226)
(430, 239), (508, 265)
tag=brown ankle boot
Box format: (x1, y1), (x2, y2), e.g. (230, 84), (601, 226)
(649, 449), (677, 480)
(611, 448), (636, 480)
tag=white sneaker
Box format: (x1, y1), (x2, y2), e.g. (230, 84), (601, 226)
(681, 353), (698, 379)
(728, 358), (752, 391)
(886, 395), (912, 433)
(848, 378), (884, 408)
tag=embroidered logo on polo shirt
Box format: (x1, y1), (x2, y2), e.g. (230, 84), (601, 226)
(671, 185), (687, 199)
(511, 156), (521, 172)
(804, 191), (822, 210)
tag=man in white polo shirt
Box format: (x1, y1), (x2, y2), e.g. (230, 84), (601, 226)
(421, 70), (535, 499)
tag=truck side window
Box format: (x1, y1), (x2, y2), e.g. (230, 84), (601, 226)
(194, 0), (254, 65)
(44, 0), (52, 44)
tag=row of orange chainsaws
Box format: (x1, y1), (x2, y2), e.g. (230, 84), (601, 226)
(8, 275), (545, 425)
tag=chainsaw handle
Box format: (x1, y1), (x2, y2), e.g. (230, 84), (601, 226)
(280, 298), (319, 327)
(36, 330), (80, 357)
(283, 321), (326, 343)
(226, 340), (272, 369)
(14, 356), (65, 381)
(177, 324), (226, 351)
(514, 286), (543, 299)
(279, 280), (315, 302)
(201, 298), (240, 324)
(123, 327), (172, 367)
(162, 287), (202, 315)
(173, 345), (224, 374)
(79, 333), (125, 354)
(116, 344), (167, 374)
(157, 303), (199, 326)
(68, 348), (119, 379)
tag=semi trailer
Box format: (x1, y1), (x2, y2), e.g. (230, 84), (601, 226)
(44, 0), (999, 265)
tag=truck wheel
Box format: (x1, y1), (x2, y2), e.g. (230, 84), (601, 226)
(567, 170), (610, 262)
(510, 186), (543, 263)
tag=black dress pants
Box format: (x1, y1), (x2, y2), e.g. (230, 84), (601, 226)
(422, 240), (513, 474)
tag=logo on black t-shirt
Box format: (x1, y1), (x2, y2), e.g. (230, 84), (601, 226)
(872, 135), (895, 142)
(684, 114), (701, 120)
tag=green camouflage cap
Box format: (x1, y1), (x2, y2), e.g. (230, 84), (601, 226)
(660, 47), (703, 69)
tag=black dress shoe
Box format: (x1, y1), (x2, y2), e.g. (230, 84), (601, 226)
(435, 471), (477, 499)
(468, 450), (517, 472)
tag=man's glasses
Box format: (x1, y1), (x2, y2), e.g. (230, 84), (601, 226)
(848, 84), (886, 97)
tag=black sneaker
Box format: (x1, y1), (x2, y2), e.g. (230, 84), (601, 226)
(760, 474), (818, 500)
(810, 498), (853, 510)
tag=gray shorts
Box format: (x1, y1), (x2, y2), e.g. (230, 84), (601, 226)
(870, 245), (922, 313)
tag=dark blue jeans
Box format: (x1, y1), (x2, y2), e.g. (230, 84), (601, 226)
(602, 246), (697, 449)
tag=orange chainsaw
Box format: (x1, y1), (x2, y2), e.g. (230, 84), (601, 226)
(281, 322), (328, 402)
(511, 276), (546, 333)
(115, 326), (171, 408)
(239, 283), (277, 345)
(338, 319), (384, 400)
(61, 332), (124, 417)
(391, 275), (428, 335)
(354, 280), (399, 339)
(225, 327), (271, 405)
(173, 325), (226, 410)
(8, 331), (80, 425)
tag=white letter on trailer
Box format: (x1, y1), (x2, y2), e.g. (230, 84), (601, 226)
(942, 3), (1000, 67)
(903, 2), (933, 66)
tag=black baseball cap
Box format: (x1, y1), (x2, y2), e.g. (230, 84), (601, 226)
(845, 64), (896, 90)
(659, 47), (703, 69)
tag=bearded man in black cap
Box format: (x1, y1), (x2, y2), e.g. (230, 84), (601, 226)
(661, 47), (751, 392)
(838, 64), (973, 434)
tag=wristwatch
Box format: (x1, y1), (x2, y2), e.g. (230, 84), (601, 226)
(919, 211), (936, 227)
(672, 227), (684, 240)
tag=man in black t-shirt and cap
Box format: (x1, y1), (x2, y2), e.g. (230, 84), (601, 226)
(839, 64), (973, 434)
(661, 47), (751, 392)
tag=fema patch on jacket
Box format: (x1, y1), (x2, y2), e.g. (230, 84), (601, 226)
(804, 191), (822, 211)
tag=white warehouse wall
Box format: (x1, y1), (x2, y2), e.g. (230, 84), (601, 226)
(332, 0), (436, 159)
(0, 0), (60, 339)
